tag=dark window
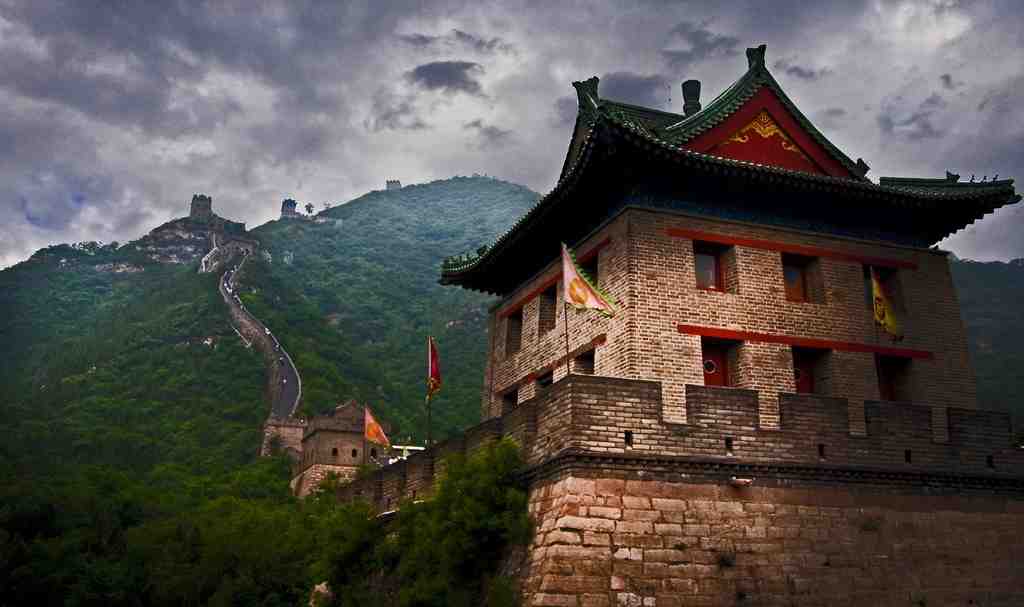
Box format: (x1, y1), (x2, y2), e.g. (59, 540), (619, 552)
(351, 449), (359, 459)
(987, 455), (995, 469)
(536, 370), (554, 390)
(370, 448), (377, 458)
(817, 443), (826, 460)
(579, 253), (599, 287)
(574, 349), (596, 375)
(331, 447), (338, 457)
(782, 254), (812, 302)
(694, 242), (725, 291)
(876, 355), (911, 401)
(792, 347), (827, 394)
(501, 389), (518, 414)
(904, 449), (912, 464)
(701, 338), (734, 387)
(506, 309), (523, 355)
(624, 430), (634, 447)
(725, 436), (735, 455)
(538, 283), (557, 334)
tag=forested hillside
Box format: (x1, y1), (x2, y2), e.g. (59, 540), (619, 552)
(951, 257), (1024, 422)
(243, 176), (538, 439)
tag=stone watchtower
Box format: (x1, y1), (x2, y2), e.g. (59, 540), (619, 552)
(290, 401), (385, 497)
(280, 198), (300, 219)
(386, 180), (402, 190)
(438, 45), (1024, 605)
(189, 194), (213, 220)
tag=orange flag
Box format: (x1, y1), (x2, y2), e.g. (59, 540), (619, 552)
(561, 243), (616, 317)
(427, 336), (442, 401)
(364, 406), (390, 448)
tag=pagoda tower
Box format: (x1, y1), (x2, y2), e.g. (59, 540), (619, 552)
(430, 44), (1024, 605)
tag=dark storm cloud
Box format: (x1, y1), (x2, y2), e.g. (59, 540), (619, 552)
(464, 119), (512, 147)
(367, 94), (430, 132)
(400, 29), (512, 54)
(878, 94), (949, 141)
(16, 168), (114, 231)
(773, 59), (832, 81)
(407, 61), (485, 95)
(661, 20), (740, 70)
(2, 1), (1023, 267)
(599, 72), (672, 109)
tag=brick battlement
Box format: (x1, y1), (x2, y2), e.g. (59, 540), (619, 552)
(337, 375), (1024, 509)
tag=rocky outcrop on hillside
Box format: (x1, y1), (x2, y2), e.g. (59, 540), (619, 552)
(132, 195), (257, 266)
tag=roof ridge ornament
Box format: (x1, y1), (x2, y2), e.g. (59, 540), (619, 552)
(946, 171), (960, 183)
(572, 77), (601, 113)
(746, 44), (767, 70)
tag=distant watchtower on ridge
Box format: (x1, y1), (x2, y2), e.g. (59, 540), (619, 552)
(189, 194), (213, 220)
(280, 198), (301, 219)
(386, 180), (402, 191)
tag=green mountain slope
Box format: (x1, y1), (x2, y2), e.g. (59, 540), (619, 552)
(242, 176), (538, 439)
(950, 257), (1024, 422)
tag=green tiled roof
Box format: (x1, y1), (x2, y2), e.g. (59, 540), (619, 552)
(440, 45), (1020, 293)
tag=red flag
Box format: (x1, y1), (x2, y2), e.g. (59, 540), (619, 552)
(427, 336), (442, 401)
(364, 406), (390, 448)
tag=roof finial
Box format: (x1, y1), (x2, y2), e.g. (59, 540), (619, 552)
(945, 171), (960, 182)
(746, 44), (767, 69)
(682, 79), (701, 117)
(994, 173), (999, 181)
(969, 174), (976, 182)
(572, 77), (601, 112)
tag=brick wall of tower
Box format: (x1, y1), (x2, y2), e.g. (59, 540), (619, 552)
(630, 208), (977, 424)
(483, 207), (979, 429)
(483, 214), (636, 419)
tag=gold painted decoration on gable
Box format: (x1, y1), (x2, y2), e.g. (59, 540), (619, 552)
(721, 111), (810, 160)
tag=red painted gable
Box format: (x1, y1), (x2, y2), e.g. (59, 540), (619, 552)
(684, 88), (855, 179)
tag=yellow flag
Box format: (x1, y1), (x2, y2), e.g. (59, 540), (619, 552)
(561, 243), (616, 317)
(871, 268), (903, 341)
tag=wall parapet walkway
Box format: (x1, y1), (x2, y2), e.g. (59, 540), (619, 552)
(336, 375), (1024, 509)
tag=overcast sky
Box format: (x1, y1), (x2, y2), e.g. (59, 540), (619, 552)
(2, 0), (1022, 269)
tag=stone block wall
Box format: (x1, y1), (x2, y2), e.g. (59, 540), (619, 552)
(523, 473), (1024, 607)
(335, 375), (1023, 605)
(261, 417), (306, 457)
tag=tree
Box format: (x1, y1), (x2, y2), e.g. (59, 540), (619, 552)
(305, 203), (314, 215)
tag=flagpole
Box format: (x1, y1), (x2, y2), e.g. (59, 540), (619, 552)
(563, 301), (571, 378)
(426, 336), (432, 448)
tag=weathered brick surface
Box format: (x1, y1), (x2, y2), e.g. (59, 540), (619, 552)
(520, 474), (1024, 607)
(340, 374), (1023, 512)
(336, 206), (1023, 604)
(482, 208), (978, 427)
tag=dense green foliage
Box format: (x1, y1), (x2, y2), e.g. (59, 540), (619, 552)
(314, 438), (530, 607)
(1, 439), (529, 607)
(245, 176), (537, 439)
